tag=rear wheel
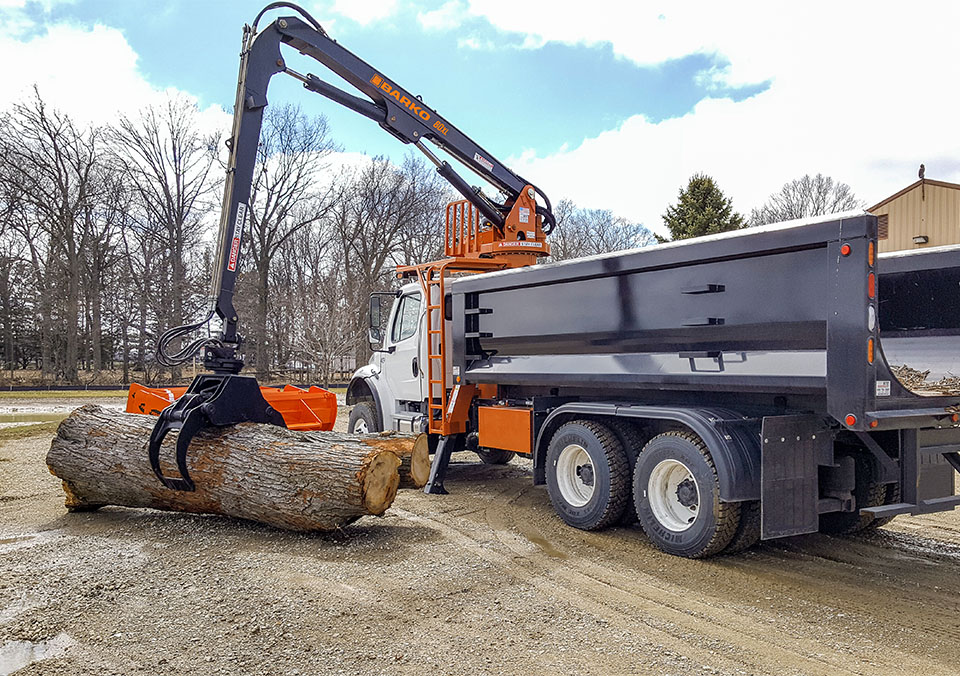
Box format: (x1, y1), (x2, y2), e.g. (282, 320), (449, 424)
(606, 419), (647, 526)
(348, 401), (380, 434)
(634, 431), (740, 558)
(546, 420), (630, 530)
(477, 448), (515, 465)
(819, 455), (897, 535)
(723, 500), (761, 554)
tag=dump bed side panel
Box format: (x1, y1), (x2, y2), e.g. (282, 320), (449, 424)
(453, 216), (872, 400)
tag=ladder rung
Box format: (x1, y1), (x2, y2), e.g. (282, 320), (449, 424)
(429, 355), (443, 359)
(428, 330), (442, 334)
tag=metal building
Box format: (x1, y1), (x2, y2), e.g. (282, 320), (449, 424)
(870, 177), (960, 253)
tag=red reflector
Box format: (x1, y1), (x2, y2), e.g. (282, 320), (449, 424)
(869, 420), (879, 428)
(953, 414), (959, 423)
(845, 414), (857, 426)
(840, 243), (852, 256)
(867, 272), (875, 299)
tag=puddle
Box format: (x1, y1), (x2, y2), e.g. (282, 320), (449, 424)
(0, 633), (74, 675)
(0, 532), (59, 555)
(0, 413), (68, 430)
(0, 413), (67, 423)
(0, 537), (30, 546)
(526, 533), (568, 559)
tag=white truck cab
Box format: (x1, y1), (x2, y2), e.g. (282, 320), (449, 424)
(346, 283), (427, 434)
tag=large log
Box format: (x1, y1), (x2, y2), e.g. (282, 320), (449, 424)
(365, 431), (431, 489)
(46, 405), (408, 532)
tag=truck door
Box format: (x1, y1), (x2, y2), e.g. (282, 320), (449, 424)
(381, 290), (423, 406)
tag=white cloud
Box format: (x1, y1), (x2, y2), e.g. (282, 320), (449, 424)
(417, 0), (466, 31)
(329, 0), (399, 26)
(441, 1), (960, 233)
(0, 0), (75, 9)
(0, 18), (231, 140)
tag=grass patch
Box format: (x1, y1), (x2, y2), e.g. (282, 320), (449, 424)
(0, 390), (128, 399)
(0, 421), (61, 441)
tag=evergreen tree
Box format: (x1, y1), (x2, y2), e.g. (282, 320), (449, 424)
(660, 173), (745, 241)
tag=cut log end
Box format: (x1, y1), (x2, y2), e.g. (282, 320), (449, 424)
(409, 433), (431, 488)
(361, 451), (401, 515)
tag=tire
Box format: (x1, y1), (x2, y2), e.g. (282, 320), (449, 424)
(634, 431), (740, 558)
(477, 448), (516, 465)
(870, 483), (901, 529)
(348, 401), (380, 434)
(546, 420), (630, 531)
(723, 500), (761, 554)
(606, 419), (647, 526)
(819, 455), (897, 535)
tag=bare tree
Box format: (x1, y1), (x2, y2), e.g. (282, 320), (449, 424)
(394, 155), (451, 265)
(549, 199), (654, 261)
(749, 173), (864, 226)
(243, 103), (339, 379)
(0, 89), (105, 382)
(111, 94), (221, 380)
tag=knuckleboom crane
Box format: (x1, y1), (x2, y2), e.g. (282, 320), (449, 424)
(142, 2), (555, 491)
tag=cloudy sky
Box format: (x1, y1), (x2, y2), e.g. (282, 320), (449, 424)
(1, 0), (957, 235)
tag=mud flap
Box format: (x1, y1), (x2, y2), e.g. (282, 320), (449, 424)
(760, 416), (829, 539)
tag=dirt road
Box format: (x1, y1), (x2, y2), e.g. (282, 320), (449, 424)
(2, 401), (960, 675)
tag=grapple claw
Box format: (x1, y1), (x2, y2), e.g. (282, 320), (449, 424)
(147, 374), (285, 491)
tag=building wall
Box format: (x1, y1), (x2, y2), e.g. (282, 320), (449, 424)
(872, 181), (960, 253)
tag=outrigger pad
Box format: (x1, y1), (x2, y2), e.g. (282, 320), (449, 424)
(147, 374), (285, 491)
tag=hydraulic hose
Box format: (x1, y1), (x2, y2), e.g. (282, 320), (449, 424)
(155, 311), (222, 367)
(251, 2), (326, 34)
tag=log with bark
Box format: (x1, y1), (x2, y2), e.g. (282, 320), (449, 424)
(45, 405), (417, 532)
(365, 430), (431, 489)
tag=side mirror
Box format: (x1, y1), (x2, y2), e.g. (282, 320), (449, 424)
(368, 326), (382, 345)
(369, 294), (382, 329)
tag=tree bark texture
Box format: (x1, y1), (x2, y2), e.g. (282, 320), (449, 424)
(46, 405), (410, 532)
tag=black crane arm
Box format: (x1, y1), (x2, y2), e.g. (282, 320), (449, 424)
(159, 4), (555, 373)
(271, 14), (555, 229)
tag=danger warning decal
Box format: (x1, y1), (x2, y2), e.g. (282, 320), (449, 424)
(473, 153), (494, 172)
(227, 203), (246, 273)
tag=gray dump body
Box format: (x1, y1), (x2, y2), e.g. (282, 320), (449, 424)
(450, 212), (960, 432)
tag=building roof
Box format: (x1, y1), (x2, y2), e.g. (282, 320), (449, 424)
(869, 178), (960, 212)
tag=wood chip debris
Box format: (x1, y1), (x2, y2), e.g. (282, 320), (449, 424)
(891, 364), (960, 396)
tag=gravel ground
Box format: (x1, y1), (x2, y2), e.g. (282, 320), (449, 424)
(3, 396), (960, 675)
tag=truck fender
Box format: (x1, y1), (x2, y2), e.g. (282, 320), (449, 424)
(534, 403), (761, 502)
(346, 371), (384, 429)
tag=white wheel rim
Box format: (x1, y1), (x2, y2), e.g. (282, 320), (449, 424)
(354, 419), (369, 434)
(556, 443), (595, 507)
(647, 459), (699, 532)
